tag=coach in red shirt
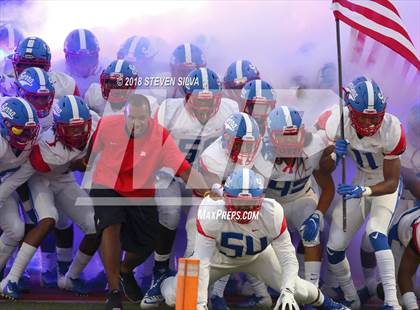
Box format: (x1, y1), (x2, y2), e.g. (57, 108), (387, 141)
(86, 93), (208, 309)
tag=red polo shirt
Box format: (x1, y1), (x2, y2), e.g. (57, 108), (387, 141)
(91, 115), (190, 197)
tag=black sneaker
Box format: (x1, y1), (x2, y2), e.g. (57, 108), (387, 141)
(120, 271), (143, 303)
(105, 289), (123, 310)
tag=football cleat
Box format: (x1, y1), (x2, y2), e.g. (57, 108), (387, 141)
(320, 295), (351, 310)
(104, 289), (123, 310)
(140, 269), (176, 309)
(0, 280), (19, 300)
(237, 293), (273, 308)
(58, 275), (88, 295)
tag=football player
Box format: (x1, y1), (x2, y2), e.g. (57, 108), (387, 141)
(141, 168), (349, 310)
(2, 36), (80, 98)
(389, 207), (420, 310)
(53, 29), (103, 97)
(84, 59), (158, 117)
(320, 79), (406, 309)
(223, 60), (259, 103)
(168, 43), (206, 98)
(199, 112), (272, 309)
(0, 98), (39, 279)
(153, 67), (237, 291)
(14, 67), (76, 287)
(239, 79), (276, 135)
(0, 95), (100, 299)
(254, 106), (334, 290)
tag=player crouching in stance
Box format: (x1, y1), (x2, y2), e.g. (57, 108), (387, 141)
(0, 95), (100, 299)
(141, 168), (349, 310)
(320, 79), (406, 309)
(388, 207), (420, 310)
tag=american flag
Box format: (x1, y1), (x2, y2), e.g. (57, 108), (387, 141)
(332, 0), (419, 71)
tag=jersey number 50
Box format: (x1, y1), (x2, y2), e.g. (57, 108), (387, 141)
(220, 232), (268, 258)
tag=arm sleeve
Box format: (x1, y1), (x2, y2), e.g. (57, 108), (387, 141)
(192, 229), (217, 307)
(271, 229), (299, 292)
(384, 123), (406, 159)
(160, 129), (190, 176)
(0, 161), (36, 204)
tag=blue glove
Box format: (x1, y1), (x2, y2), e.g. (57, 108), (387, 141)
(335, 139), (349, 164)
(300, 211), (323, 242)
(337, 184), (366, 200)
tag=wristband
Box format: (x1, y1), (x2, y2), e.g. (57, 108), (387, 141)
(362, 186), (372, 197)
(402, 292), (418, 310)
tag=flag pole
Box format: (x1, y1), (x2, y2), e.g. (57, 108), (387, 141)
(335, 18), (347, 232)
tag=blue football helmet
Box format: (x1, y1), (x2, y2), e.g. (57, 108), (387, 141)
(0, 24), (23, 59)
(100, 59), (138, 105)
(267, 106), (305, 158)
(240, 79), (276, 134)
(15, 67), (55, 118)
(0, 97), (39, 150)
(346, 79), (386, 136)
(184, 67), (222, 124)
(52, 95), (92, 149)
(170, 43), (206, 79)
(343, 76), (369, 105)
(223, 60), (259, 101)
(224, 168), (264, 224)
(117, 36), (157, 65)
(12, 36), (51, 76)
(64, 29), (100, 78)
(222, 112), (261, 165)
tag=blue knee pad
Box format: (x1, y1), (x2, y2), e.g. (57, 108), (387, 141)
(368, 231), (390, 252)
(327, 247), (346, 264)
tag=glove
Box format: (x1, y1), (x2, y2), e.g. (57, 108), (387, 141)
(274, 288), (299, 310)
(300, 210), (324, 243)
(337, 184), (366, 200)
(211, 183), (223, 197)
(335, 139), (349, 164)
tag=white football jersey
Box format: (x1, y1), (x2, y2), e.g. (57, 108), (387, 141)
(254, 133), (325, 202)
(196, 196), (286, 266)
(157, 97), (238, 165)
(0, 135), (32, 177)
(394, 207), (420, 251)
(84, 83), (158, 117)
(200, 136), (257, 182)
(322, 104), (406, 176)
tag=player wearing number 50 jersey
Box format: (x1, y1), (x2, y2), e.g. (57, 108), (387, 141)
(254, 106), (334, 290)
(319, 79), (406, 310)
(150, 67), (237, 286)
(141, 168), (349, 310)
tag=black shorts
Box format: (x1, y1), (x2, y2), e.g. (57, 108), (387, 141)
(90, 187), (158, 257)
